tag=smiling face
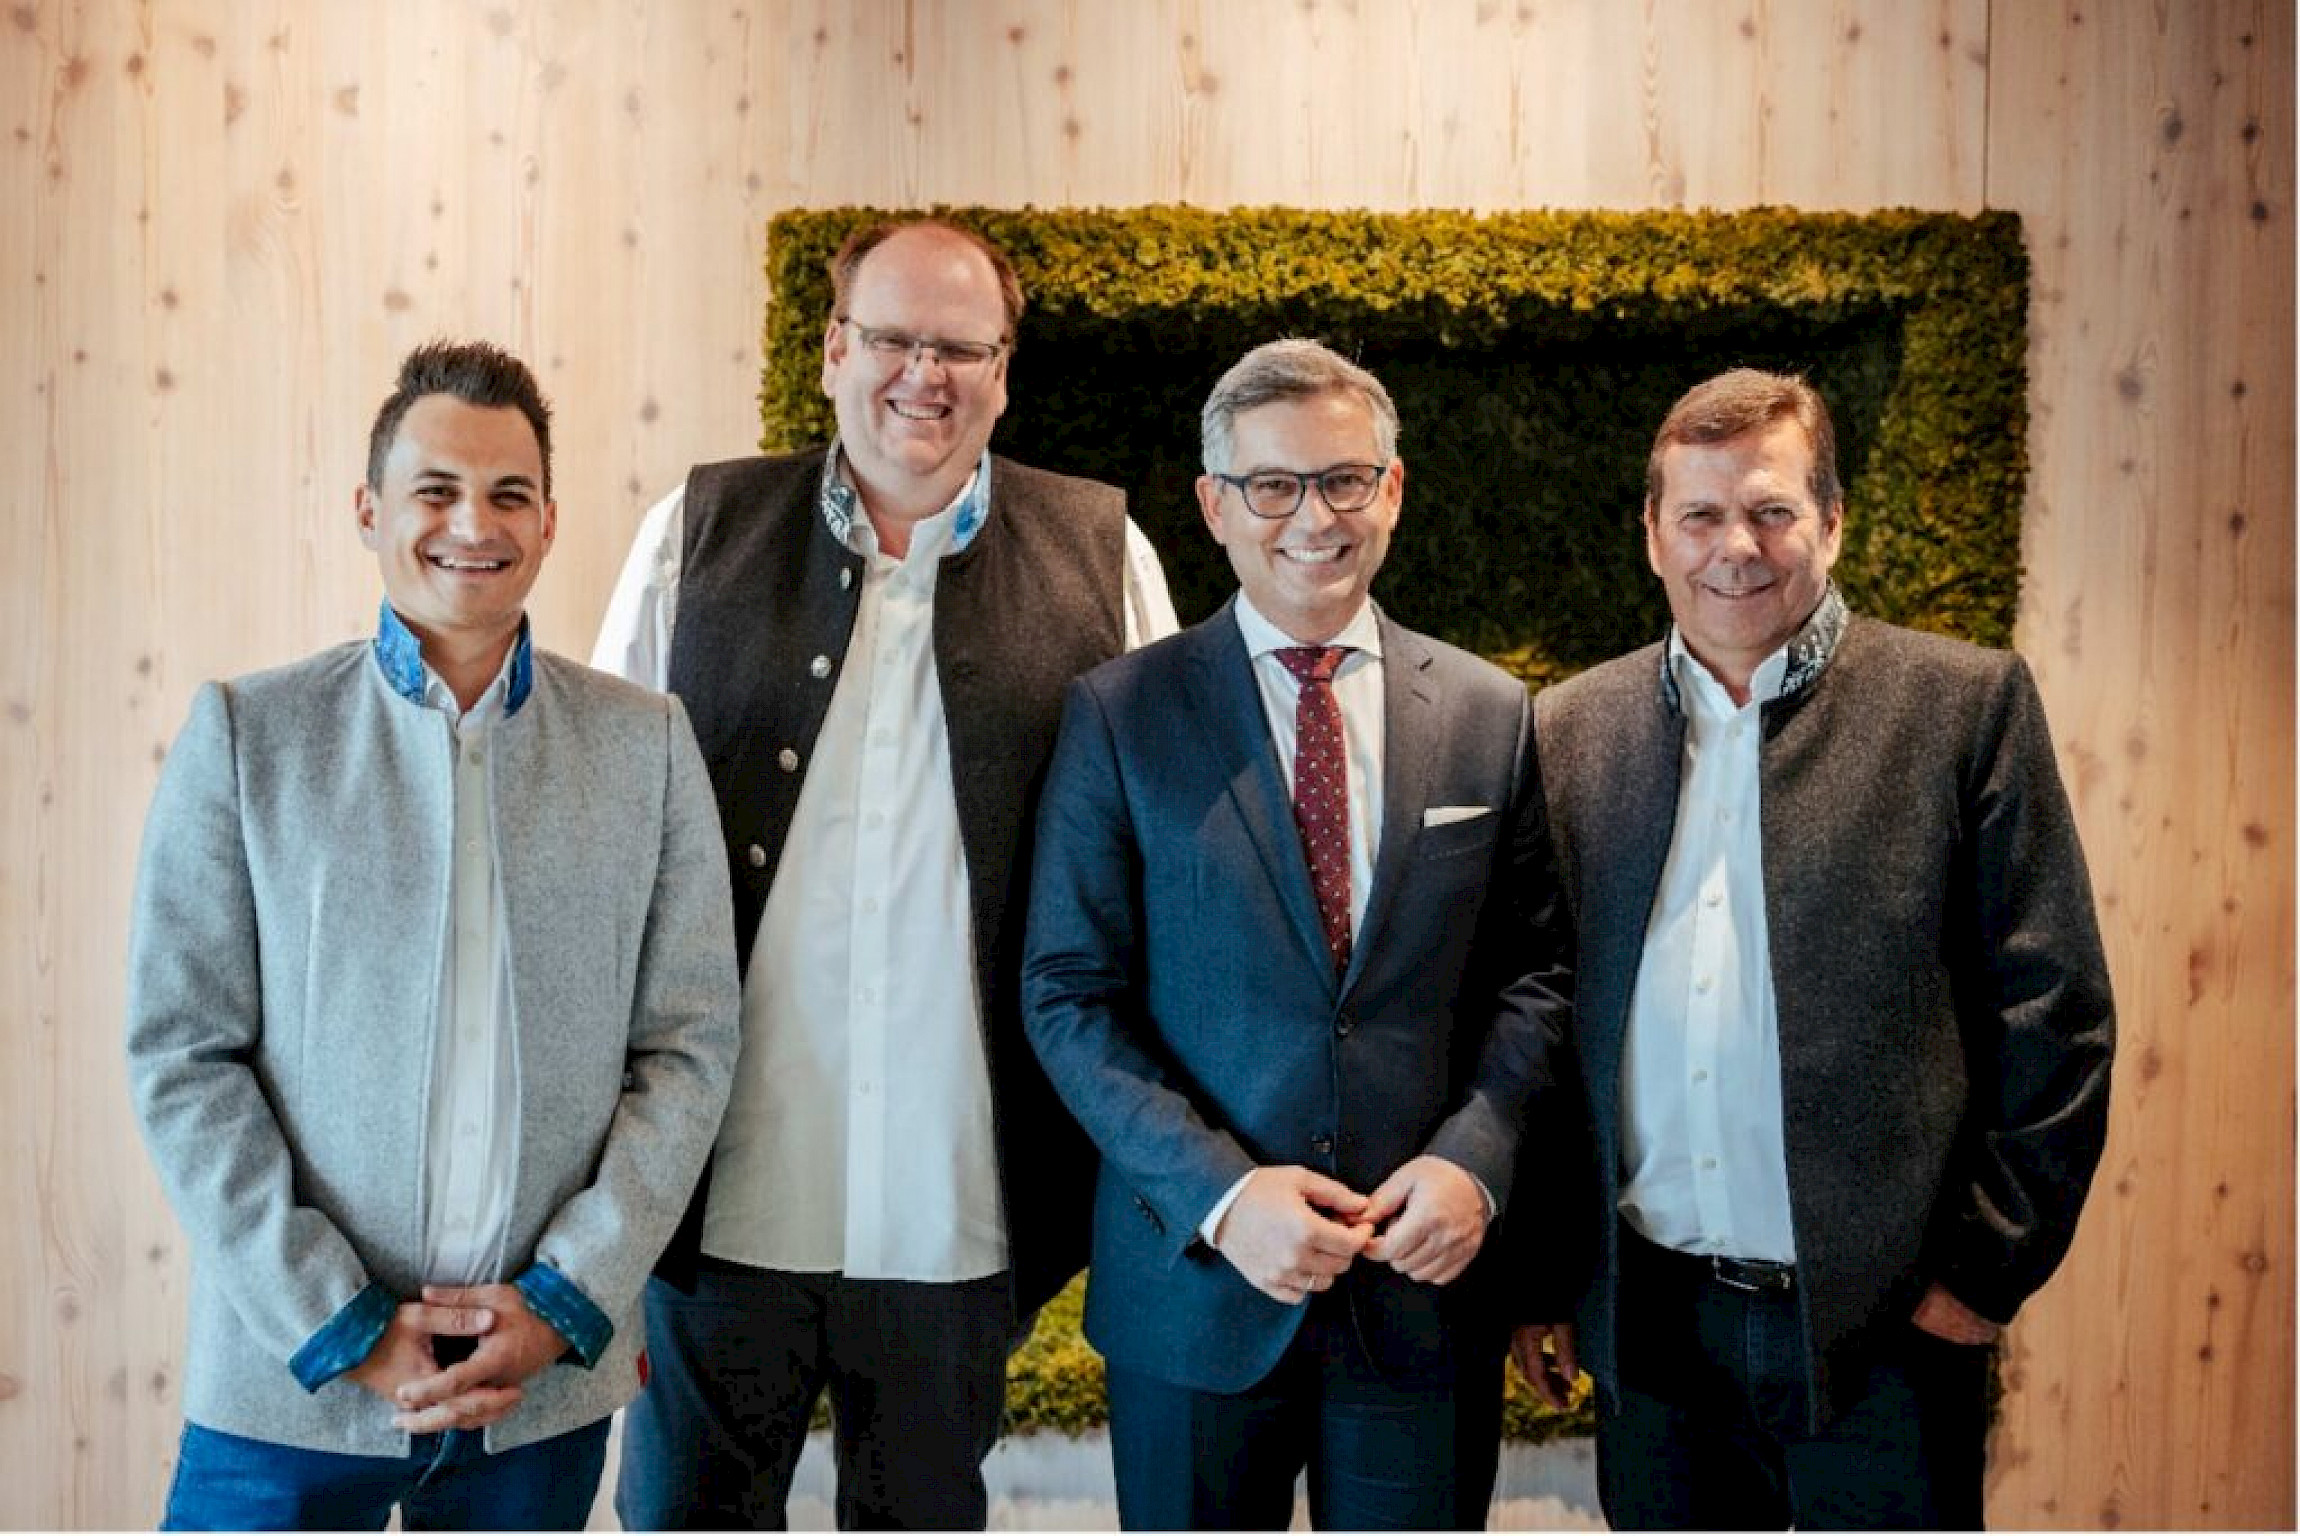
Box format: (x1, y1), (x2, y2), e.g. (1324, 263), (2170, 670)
(820, 224), (1012, 522)
(356, 393), (555, 660)
(1645, 417), (1842, 700)
(1198, 390), (1403, 645)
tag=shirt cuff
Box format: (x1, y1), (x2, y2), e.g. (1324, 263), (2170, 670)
(1199, 1172), (1256, 1246)
(288, 1282), (397, 1393)
(513, 1262), (612, 1369)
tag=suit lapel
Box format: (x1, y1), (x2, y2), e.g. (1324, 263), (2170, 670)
(1346, 611), (1435, 995)
(1185, 604), (1337, 989)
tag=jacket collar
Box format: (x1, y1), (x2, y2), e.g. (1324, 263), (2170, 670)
(1657, 583), (1848, 717)
(371, 601), (534, 717)
(818, 440), (993, 555)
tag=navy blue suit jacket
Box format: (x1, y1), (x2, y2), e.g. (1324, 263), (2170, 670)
(1022, 601), (1579, 1394)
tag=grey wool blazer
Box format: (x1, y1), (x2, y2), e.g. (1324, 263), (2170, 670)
(1533, 606), (2114, 1428)
(125, 637), (741, 1456)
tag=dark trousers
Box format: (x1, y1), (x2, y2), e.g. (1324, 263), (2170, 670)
(614, 1261), (1011, 1531)
(161, 1418), (608, 1531)
(1104, 1291), (1494, 1531)
(1596, 1227), (1990, 1531)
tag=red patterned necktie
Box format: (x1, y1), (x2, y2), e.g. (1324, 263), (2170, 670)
(1276, 646), (1352, 975)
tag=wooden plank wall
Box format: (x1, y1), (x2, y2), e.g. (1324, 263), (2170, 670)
(2, 1), (2287, 1526)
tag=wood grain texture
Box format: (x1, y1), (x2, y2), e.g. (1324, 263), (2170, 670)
(1985, 0), (2295, 1527)
(1, 0), (2286, 1526)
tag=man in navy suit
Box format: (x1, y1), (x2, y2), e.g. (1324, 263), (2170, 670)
(1023, 339), (1583, 1530)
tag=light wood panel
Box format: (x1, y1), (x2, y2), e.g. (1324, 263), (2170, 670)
(1986, 0), (2295, 1526)
(2, 0), (2287, 1527)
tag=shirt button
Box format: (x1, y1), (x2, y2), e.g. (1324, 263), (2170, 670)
(1703, 888), (1723, 908)
(777, 748), (800, 772)
(1692, 1068), (1710, 1083)
(467, 748), (484, 767)
(747, 844), (768, 868)
(809, 655), (832, 679)
(860, 896), (880, 916)
(1694, 974), (1714, 994)
(1700, 1157), (1719, 1171)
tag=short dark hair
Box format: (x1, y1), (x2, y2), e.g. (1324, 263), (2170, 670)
(366, 340), (554, 496)
(827, 220), (1026, 341)
(1645, 368), (1841, 512)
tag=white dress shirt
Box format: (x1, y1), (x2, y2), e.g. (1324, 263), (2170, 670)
(1616, 632), (1799, 1263)
(418, 656), (520, 1289)
(591, 455), (1178, 1282)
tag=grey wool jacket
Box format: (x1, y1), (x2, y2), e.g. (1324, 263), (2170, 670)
(1532, 602), (2114, 1427)
(124, 635), (741, 1455)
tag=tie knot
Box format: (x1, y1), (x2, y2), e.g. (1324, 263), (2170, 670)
(1276, 646), (1347, 686)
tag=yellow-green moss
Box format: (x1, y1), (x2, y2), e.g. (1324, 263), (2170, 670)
(764, 205), (2026, 664)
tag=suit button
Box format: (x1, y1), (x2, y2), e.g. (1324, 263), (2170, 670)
(1334, 1011), (1354, 1038)
(809, 654), (832, 679)
(777, 748), (800, 772)
(746, 844), (767, 868)
(1310, 1135), (1334, 1157)
(840, 566), (855, 590)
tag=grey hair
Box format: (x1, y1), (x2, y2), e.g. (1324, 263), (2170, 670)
(1199, 338), (1401, 474)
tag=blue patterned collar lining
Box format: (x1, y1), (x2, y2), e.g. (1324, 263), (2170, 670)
(1657, 583), (1848, 716)
(371, 601), (534, 716)
(817, 440), (991, 555)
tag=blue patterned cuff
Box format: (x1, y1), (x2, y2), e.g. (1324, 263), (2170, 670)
(513, 1262), (611, 1369)
(288, 1282), (397, 1393)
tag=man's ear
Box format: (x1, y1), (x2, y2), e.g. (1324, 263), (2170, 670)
(354, 484), (381, 548)
(820, 316), (847, 396)
(1196, 475), (1227, 543)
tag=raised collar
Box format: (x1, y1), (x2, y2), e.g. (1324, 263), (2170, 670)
(1656, 583), (1848, 717)
(817, 440), (992, 557)
(372, 601), (534, 717)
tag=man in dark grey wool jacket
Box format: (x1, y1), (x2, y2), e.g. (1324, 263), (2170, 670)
(1513, 367), (2114, 1530)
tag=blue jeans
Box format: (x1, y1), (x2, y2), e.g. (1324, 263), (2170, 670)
(160, 1417), (609, 1531)
(1596, 1228), (1988, 1530)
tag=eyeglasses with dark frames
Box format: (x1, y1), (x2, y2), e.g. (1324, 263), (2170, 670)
(1211, 462), (1393, 520)
(836, 316), (1009, 371)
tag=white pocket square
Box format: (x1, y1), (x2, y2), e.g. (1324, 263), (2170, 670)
(1422, 805), (1491, 828)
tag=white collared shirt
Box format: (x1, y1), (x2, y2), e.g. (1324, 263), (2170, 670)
(1616, 632), (1799, 1263)
(591, 460), (1178, 1281)
(418, 659), (520, 1288)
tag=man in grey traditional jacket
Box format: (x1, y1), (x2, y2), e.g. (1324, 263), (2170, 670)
(125, 340), (740, 1530)
(1515, 368), (2114, 1530)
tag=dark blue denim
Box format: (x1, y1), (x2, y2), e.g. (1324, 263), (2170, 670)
(1596, 1227), (1988, 1530)
(160, 1416), (608, 1532)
